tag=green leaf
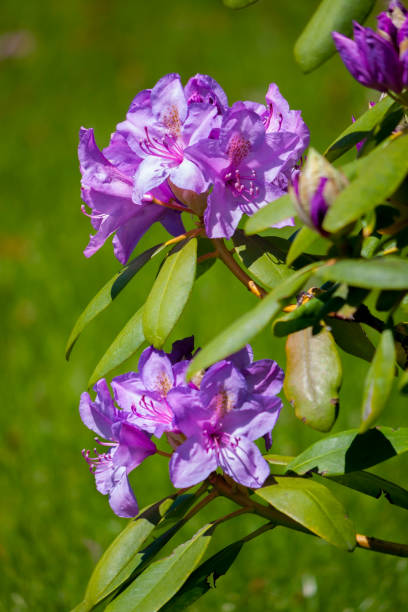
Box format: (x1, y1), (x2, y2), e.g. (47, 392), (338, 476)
(187, 262), (321, 378)
(256, 477), (356, 550)
(284, 326), (342, 432)
(325, 96), (395, 162)
(196, 238), (217, 280)
(222, 0), (258, 8)
(286, 227), (319, 266)
(106, 524), (214, 612)
(287, 426), (408, 476)
(265, 454), (294, 476)
(88, 307), (145, 388)
(318, 257), (408, 290)
(328, 318), (375, 362)
(360, 329), (396, 432)
(294, 0), (375, 73)
(160, 541), (243, 611)
(399, 369), (408, 394)
(65, 244), (164, 359)
(244, 195), (295, 235)
(329, 471), (408, 511)
(83, 497), (175, 610)
(323, 134), (408, 232)
(143, 239), (197, 348)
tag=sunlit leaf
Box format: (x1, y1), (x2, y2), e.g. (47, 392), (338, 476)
(244, 195), (295, 234)
(318, 257), (408, 290)
(329, 472), (408, 510)
(286, 227), (319, 266)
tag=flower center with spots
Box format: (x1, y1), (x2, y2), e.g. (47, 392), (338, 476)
(202, 424), (240, 454)
(162, 105), (182, 137)
(227, 133), (250, 166)
(224, 168), (260, 204)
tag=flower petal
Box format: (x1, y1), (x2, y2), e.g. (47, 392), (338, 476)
(169, 436), (217, 487)
(218, 436), (270, 488)
(108, 466), (139, 518)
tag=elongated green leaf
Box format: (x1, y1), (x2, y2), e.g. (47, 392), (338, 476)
(284, 326), (342, 432)
(161, 541), (243, 611)
(83, 497), (175, 610)
(143, 239), (197, 348)
(399, 369), (408, 394)
(323, 134), (408, 232)
(287, 426), (408, 476)
(187, 262), (321, 378)
(294, 0), (375, 73)
(329, 471), (408, 510)
(328, 318), (375, 362)
(360, 329), (396, 432)
(257, 477), (355, 550)
(325, 96), (395, 162)
(233, 232), (293, 289)
(286, 227), (319, 266)
(318, 257), (408, 290)
(222, 0), (258, 8)
(106, 524), (214, 612)
(244, 195), (295, 234)
(88, 307), (145, 388)
(265, 454), (294, 476)
(65, 244), (164, 359)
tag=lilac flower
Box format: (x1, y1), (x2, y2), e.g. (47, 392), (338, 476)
(186, 101), (307, 238)
(116, 73), (224, 202)
(111, 338), (194, 437)
(80, 380), (156, 518)
(79, 128), (184, 264)
(332, 1), (408, 94)
(289, 149), (348, 235)
(168, 355), (282, 488)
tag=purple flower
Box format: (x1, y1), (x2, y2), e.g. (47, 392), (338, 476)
(168, 354), (282, 489)
(332, 1), (408, 94)
(79, 128), (184, 264)
(116, 73), (223, 202)
(186, 100), (307, 238)
(290, 149), (348, 235)
(80, 380), (156, 518)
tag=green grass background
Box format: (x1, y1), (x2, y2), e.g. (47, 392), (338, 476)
(1, 0), (407, 610)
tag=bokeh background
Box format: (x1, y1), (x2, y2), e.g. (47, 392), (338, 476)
(1, 0), (407, 610)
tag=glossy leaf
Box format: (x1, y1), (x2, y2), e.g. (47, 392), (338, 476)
(65, 244), (164, 359)
(318, 257), (408, 290)
(88, 307), (145, 388)
(330, 471), (408, 511)
(294, 0), (375, 73)
(360, 329), (396, 432)
(106, 524), (214, 612)
(325, 96), (395, 162)
(161, 541), (243, 611)
(143, 238), (197, 348)
(244, 195), (295, 234)
(323, 135), (408, 232)
(257, 477), (356, 550)
(82, 497), (175, 610)
(328, 318), (375, 362)
(286, 227), (319, 266)
(287, 426), (408, 476)
(265, 454), (294, 476)
(284, 326), (342, 432)
(187, 262), (321, 378)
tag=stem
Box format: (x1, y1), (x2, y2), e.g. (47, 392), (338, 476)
(151, 196), (194, 214)
(241, 522), (276, 543)
(163, 227), (203, 247)
(213, 507), (250, 527)
(182, 489), (218, 524)
(157, 449), (172, 458)
(212, 238), (266, 299)
(356, 534), (408, 558)
(197, 251), (218, 264)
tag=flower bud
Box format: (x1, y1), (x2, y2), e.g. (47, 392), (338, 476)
(289, 149), (348, 235)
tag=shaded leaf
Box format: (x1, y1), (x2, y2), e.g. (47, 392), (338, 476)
(256, 477), (355, 550)
(88, 307), (145, 388)
(329, 471), (408, 511)
(286, 227), (319, 266)
(287, 426), (408, 476)
(325, 96), (396, 162)
(244, 195), (295, 234)
(143, 238), (197, 348)
(284, 326), (342, 432)
(323, 135), (408, 232)
(360, 329), (396, 432)
(294, 0), (375, 73)
(222, 0), (258, 8)
(196, 238), (217, 280)
(399, 369), (408, 394)
(106, 524), (214, 612)
(65, 244), (164, 359)
(187, 262), (322, 378)
(318, 257), (408, 290)
(328, 318), (375, 362)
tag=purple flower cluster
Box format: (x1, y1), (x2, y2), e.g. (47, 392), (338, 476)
(80, 338), (283, 517)
(79, 74), (309, 263)
(332, 1), (408, 94)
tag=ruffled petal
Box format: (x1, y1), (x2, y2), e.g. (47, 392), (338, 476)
(169, 436), (217, 487)
(151, 73), (188, 127)
(218, 436), (270, 488)
(204, 181), (243, 238)
(108, 466), (139, 518)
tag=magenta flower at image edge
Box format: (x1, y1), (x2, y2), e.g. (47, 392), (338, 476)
(79, 340), (284, 517)
(78, 73), (309, 262)
(332, 1), (408, 94)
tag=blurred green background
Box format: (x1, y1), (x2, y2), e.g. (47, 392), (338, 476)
(1, 0), (407, 610)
